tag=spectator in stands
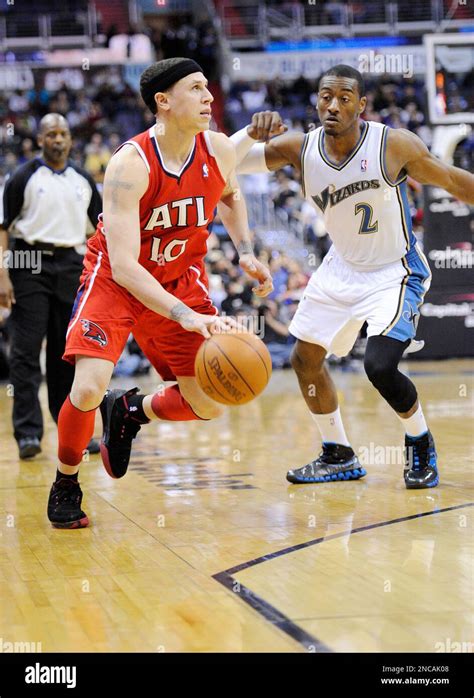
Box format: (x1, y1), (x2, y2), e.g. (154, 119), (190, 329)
(324, 0), (345, 24)
(1, 151), (19, 176)
(105, 23), (118, 48)
(197, 22), (219, 81)
(266, 77), (288, 109)
(400, 83), (423, 110)
(259, 299), (294, 368)
(241, 82), (268, 112)
(84, 132), (111, 182)
(400, 102), (424, 131)
(18, 138), (36, 164)
(271, 170), (300, 208)
(292, 75), (314, 103)
(268, 254), (290, 299)
(277, 269), (307, 303)
(221, 278), (254, 315)
(113, 336), (150, 377)
(66, 91), (92, 130)
(8, 91), (29, 114)
(362, 92), (382, 123)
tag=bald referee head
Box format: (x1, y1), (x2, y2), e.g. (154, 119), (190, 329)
(37, 113), (72, 171)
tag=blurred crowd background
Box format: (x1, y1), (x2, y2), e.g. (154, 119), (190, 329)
(1, 2), (473, 376)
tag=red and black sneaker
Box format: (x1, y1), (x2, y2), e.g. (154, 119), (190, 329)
(47, 479), (89, 529)
(99, 387), (144, 479)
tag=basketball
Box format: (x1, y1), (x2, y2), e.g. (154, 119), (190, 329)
(195, 331), (272, 405)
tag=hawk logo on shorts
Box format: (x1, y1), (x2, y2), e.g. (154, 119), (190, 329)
(80, 319), (108, 347)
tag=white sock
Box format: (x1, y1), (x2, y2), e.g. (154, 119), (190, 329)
(311, 408), (350, 447)
(398, 404), (428, 437)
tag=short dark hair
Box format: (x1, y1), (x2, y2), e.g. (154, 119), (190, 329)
(140, 57), (202, 114)
(319, 64), (365, 98)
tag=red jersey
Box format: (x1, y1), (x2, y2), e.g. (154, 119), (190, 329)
(85, 126), (226, 283)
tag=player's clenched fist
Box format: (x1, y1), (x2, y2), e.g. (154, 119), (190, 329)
(247, 111), (288, 143)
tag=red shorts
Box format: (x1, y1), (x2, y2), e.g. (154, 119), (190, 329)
(63, 259), (217, 380)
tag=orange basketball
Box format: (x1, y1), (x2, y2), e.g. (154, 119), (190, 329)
(194, 331), (272, 405)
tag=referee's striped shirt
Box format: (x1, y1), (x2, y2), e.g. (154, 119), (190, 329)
(2, 157), (102, 248)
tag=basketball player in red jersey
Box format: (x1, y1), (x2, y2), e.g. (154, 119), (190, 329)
(47, 58), (280, 529)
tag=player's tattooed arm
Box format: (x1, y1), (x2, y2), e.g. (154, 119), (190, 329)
(170, 301), (236, 337)
(107, 161), (134, 214)
(388, 128), (474, 205)
(103, 146), (234, 336)
(236, 241), (254, 256)
(169, 302), (194, 322)
(103, 147), (211, 329)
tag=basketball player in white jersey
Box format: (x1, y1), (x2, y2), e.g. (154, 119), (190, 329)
(232, 65), (474, 488)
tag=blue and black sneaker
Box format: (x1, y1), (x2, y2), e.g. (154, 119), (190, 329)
(404, 430), (439, 489)
(286, 443), (366, 484)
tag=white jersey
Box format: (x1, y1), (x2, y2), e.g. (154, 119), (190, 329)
(3, 158), (101, 247)
(301, 120), (416, 270)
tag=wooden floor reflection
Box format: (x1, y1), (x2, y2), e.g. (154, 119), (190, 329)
(0, 359), (472, 652)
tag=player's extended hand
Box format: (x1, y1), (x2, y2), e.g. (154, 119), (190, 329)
(171, 302), (238, 339)
(0, 271), (15, 310)
(239, 254), (274, 297)
(247, 111), (288, 143)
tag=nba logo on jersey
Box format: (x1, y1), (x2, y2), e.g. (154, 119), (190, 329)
(202, 163), (209, 177)
(361, 159), (368, 171)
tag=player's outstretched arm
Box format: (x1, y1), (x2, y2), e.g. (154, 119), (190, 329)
(388, 128), (474, 205)
(230, 111), (303, 174)
(211, 131), (273, 297)
(230, 110), (286, 168)
(103, 145), (231, 338)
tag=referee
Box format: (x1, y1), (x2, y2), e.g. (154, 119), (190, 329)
(0, 113), (102, 459)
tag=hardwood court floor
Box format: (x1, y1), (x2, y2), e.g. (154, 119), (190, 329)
(0, 359), (472, 653)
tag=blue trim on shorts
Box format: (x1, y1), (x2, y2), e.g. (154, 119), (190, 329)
(386, 246), (431, 343)
(399, 180), (417, 250)
(68, 280), (86, 324)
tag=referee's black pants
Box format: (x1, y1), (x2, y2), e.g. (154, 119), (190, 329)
(8, 243), (84, 443)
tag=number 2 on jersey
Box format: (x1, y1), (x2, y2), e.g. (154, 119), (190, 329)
(355, 202), (378, 234)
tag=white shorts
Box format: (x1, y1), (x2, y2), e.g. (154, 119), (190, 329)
(289, 244), (431, 357)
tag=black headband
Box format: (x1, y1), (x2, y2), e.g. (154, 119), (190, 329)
(141, 59), (203, 109)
